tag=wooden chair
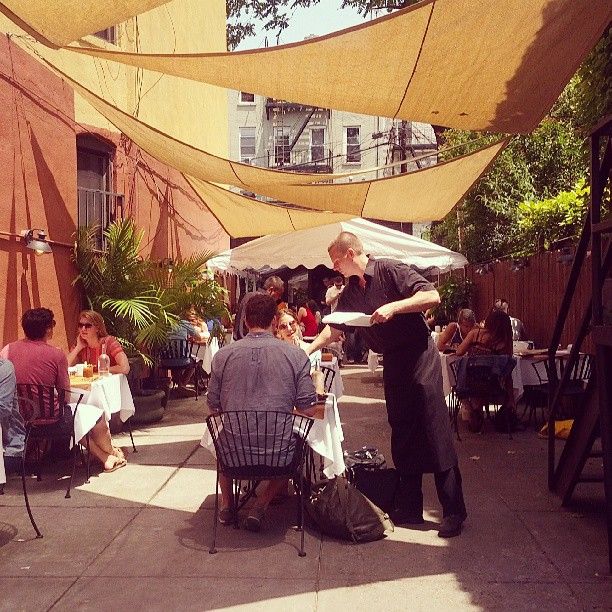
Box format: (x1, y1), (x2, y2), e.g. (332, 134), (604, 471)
(206, 410), (313, 556)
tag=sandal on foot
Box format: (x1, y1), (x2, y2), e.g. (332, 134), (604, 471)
(104, 458), (127, 473)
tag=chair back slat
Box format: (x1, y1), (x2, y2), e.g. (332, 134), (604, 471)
(320, 365), (335, 394)
(206, 410), (313, 477)
(15, 384), (66, 423)
(159, 339), (195, 367)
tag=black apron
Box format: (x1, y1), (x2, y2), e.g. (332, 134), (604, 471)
(383, 337), (457, 474)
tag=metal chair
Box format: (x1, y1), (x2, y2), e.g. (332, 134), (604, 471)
(320, 365), (336, 394)
(15, 384), (85, 538)
(455, 355), (517, 438)
(520, 360), (549, 428)
(206, 410), (314, 556)
(448, 360), (461, 441)
(544, 353), (593, 418)
(158, 339), (202, 400)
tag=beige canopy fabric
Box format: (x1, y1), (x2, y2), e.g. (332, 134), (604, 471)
(184, 176), (354, 238)
(0, 0), (171, 47)
(28, 49), (507, 222)
(69, 0), (612, 133)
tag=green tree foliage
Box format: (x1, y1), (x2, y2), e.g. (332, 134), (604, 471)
(227, 0), (418, 49)
(430, 276), (474, 325)
(73, 219), (228, 362)
(514, 180), (590, 255)
(430, 107), (588, 262)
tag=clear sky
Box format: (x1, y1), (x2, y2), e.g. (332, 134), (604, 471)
(236, 1), (368, 50)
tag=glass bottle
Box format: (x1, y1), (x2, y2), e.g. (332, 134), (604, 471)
(98, 342), (110, 377)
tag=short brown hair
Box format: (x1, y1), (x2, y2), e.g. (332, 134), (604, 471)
(328, 231), (364, 256)
(78, 310), (108, 338)
(245, 294), (277, 329)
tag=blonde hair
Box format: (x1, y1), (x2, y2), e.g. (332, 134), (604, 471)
(78, 310), (108, 338)
(328, 231), (364, 256)
(276, 308), (303, 341)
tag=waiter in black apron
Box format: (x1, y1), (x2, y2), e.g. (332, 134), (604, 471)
(307, 232), (467, 537)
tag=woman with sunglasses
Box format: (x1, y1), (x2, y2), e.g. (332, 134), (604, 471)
(67, 310), (130, 471)
(276, 309), (309, 351)
(67, 310), (130, 376)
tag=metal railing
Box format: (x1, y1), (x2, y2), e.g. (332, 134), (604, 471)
(266, 148), (332, 173)
(77, 188), (124, 249)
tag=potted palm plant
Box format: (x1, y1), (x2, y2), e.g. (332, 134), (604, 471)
(72, 219), (228, 423)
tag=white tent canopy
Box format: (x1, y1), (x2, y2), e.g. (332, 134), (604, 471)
(208, 218), (467, 275)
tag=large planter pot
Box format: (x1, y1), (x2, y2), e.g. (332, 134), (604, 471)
(131, 389), (166, 424)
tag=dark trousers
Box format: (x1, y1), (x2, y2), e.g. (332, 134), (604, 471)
(397, 465), (466, 518)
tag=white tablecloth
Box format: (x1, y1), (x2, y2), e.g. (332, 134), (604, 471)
(201, 337), (219, 375)
(367, 350), (381, 373)
(76, 374), (135, 422)
(200, 394), (346, 478)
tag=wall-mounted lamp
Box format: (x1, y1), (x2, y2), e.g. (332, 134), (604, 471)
(1, 228), (55, 254)
(22, 229), (52, 255)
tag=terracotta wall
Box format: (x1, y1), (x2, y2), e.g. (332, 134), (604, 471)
(0, 36), (229, 350)
(0, 35), (80, 349)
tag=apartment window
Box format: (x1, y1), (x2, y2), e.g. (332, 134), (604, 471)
(310, 128), (325, 163)
(76, 135), (121, 249)
(239, 91), (255, 104)
(94, 26), (117, 45)
(344, 126), (361, 163)
(274, 127), (291, 166)
(239, 127), (256, 164)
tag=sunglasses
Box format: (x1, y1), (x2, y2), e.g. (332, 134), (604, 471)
(78, 322), (93, 329)
(278, 321), (297, 331)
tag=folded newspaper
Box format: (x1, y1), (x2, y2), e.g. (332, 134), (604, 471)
(322, 311), (372, 327)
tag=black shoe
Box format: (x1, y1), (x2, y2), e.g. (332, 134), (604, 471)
(438, 513), (467, 538)
(390, 508), (425, 525)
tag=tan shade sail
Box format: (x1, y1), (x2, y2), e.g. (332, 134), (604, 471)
(29, 50), (506, 222)
(0, 0), (171, 47)
(69, 0), (612, 133)
(184, 176), (354, 238)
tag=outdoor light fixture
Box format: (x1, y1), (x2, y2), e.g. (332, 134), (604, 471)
(22, 229), (52, 255)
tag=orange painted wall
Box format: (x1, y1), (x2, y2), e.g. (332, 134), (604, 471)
(0, 35), (80, 349)
(0, 36), (229, 350)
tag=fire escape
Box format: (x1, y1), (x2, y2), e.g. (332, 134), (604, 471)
(265, 99), (332, 174)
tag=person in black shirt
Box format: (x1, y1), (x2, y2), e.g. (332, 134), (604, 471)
(307, 232), (467, 537)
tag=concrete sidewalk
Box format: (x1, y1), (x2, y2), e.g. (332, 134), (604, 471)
(0, 365), (610, 611)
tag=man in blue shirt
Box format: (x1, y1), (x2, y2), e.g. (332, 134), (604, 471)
(0, 358), (24, 474)
(207, 293), (318, 531)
